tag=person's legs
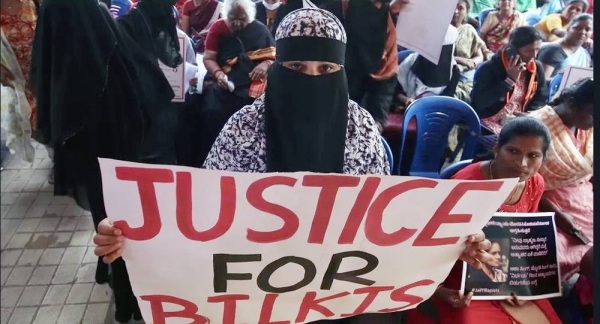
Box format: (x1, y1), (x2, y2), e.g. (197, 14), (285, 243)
(45, 145), (55, 184)
(111, 258), (142, 323)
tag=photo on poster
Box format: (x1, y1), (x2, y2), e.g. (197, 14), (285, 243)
(461, 213), (562, 301)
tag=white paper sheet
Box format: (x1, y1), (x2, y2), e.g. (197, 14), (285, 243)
(184, 64), (198, 94)
(191, 54), (208, 94)
(396, 0), (459, 64)
(158, 36), (186, 102)
(557, 66), (593, 95)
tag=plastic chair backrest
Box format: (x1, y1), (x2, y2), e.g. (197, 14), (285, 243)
(381, 137), (394, 172)
(398, 50), (414, 64)
(478, 8), (495, 34)
(397, 96), (481, 178)
(440, 159), (473, 179)
(548, 73), (563, 102)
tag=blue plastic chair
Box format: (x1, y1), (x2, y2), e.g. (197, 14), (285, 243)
(548, 73), (563, 102)
(440, 159), (473, 179)
(381, 137), (394, 172)
(397, 96), (481, 178)
(477, 8), (495, 34)
(398, 50), (414, 64)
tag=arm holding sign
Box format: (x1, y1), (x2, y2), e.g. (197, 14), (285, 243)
(94, 218), (124, 264)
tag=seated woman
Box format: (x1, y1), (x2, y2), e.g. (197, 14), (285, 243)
(534, 0), (588, 42)
(472, 26), (546, 137)
(396, 25), (461, 109)
(408, 117), (562, 324)
(255, 0), (286, 35)
(529, 78), (593, 282)
(480, 0), (527, 53)
(537, 13), (593, 79)
(181, 0), (223, 53)
(453, 0), (490, 82)
(198, 0), (275, 166)
(93, 8), (494, 324)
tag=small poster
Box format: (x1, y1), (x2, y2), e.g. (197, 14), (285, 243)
(158, 36), (186, 102)
(557, 66), (593, 95)
(461, 213), (561, 301)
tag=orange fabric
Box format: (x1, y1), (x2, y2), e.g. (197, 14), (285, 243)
(222, 46), (276, 73)
(370, 13), (398, 80)
(500, 48), (538, 109)
(341, 0), (397, 80)
(222, 47), (275, 98)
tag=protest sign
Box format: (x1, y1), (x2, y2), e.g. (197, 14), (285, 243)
(461, 213), (561, 301)
(158, 36), (186, 102)
(98, 158), (518, 324)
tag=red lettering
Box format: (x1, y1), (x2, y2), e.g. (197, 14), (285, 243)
(341, 286), (394, 317)
(302, 175), (361, 244)
(365, 179), (438, 246)
(246, 176), (299, 243)
(338, 177), (381, 244)
(207, 294), (249, 324)
(141, 294), (209, 324)
(177, 173), (237, 241)
(378, 279), (435, 313)
(258, 294), (290, 324)
(413, 181), (504, 246)
(114, 167), (174, 240)
(295, 291), (350, 323)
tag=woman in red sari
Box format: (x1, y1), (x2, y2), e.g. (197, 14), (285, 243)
(181, 0), (223, 52)
(407, 117), (562, 324)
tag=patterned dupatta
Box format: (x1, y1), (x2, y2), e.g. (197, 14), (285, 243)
(486, 13), (518, 52)
(529, 106), (594, 191)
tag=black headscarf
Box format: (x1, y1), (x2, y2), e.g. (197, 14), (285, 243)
(264, 8), (349, 173)
(30, 0), (143, 150)
(411, 25), (458, 88)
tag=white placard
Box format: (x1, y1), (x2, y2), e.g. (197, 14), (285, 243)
(395, 0), (459, 65)
(557, 66), (593, 95)
(159, 36), (186, 102)
(99, 158), (518, 324)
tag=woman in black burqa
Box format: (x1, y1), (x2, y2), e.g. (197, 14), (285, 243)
(30, 0), (181, 321)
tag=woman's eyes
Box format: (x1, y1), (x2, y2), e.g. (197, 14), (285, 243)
(319, 65), (333, 73)
(289, 63), (304, 70)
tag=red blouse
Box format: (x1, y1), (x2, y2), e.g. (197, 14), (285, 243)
(429, 162), (561, 324)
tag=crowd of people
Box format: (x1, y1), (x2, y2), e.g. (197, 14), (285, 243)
(0, 0), (594, 323)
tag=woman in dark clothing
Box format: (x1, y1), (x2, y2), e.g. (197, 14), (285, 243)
(320, 0), (406, 131)
(31, 0), (181, 321)
(255, 0), (286, 34)
(472, 26), (547, 136)
(197, 0), (275, 166)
